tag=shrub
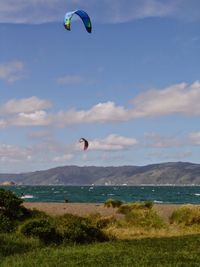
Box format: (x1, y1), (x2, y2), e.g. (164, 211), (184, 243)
(28, 208), (49, 219)
(96, 215), (117, 229)
(16, 207), (49, 222)
(143, 201), (154, 209)
(87, 212), (102, 223)
(117, 202), (154, 214)
(16, 206), (35, 221)
(0, 212), (15, 233)
(20, 218), (59, 244)
(170, 205), (200, 226)
(87, 213), (116, 229)
(128, 201), (154, 210)
(125, 209), (166, 229)
(104, 199), (123, 208)
(56, 213), (109, 244)
(20, 213), (109, 245)
(117, 204), (133, 214)
(0, 188), (24, 219)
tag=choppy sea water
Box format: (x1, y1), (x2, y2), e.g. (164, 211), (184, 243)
(1, 185), (200, 204)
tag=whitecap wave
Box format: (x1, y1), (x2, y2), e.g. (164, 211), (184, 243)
(153, 200), (163, 203)
(21, 194), (34, 199)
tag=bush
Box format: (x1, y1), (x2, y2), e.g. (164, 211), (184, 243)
(117, 202), (154, 214)
(17, 207), (49, 222)
(0, 188), (24, 219)
(104, 199), (123, 208)
(117, 204), (133, 214)
(96, 216), (117, 229)
(116, 201), (164, 229)
(0, 212), (15, 233)
(125, 209), (166, 229)
(170, 205), (200, 226)
(143, 201), (154, 209)
(87, 213), (117, 229)
(20, 218), (59, 244)
(56, 213), (109, 244)
(15, 206), (35, 221)
(128, 201), (154, 210)
(20, 213), (109, 245)
(28, 208), (49, 219)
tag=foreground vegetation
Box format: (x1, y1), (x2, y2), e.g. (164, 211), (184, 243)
(1, 233), (200, 266)
(1, 189), (200, 266)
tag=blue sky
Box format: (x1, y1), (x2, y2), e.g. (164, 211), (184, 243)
(0, 0), (200, 172)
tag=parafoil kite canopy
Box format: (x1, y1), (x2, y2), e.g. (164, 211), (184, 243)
(64, 10), (92, 33)
(79, 138), (89, 150)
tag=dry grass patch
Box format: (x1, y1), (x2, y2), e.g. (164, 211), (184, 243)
(170, 204), (200, 226)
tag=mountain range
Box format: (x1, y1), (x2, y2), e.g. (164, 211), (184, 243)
(0, 162), (200, 185)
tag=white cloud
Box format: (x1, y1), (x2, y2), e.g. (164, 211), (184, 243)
(0, 144), (32, 162)
(0, 136), (73, 165)
(52, 81), (200, 126)
(0, 1), (63, 24)
(101, 0), (177, 23)
(0, 61), (25, 83)
(88, 134), (138, 151)
(0, 140), (71, 165)
(55, 102), (128, 126)
(189, 132), (200, 145)
(32, 139), (67, 155)
(12, 110), (51, 127)
(130, 81), (200, 118)
(0, 97), (52, 127)
(0, 0), (194, 24)
(1, 96), (52, 114)
(144, 131), (200, 149)
(144, 132), (183, 148)
(0, 133), (137, 167)
(0, 119), (7, 128)
(0, 81), (200, 128)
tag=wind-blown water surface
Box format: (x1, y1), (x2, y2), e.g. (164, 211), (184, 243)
(1, 185), (200, 204)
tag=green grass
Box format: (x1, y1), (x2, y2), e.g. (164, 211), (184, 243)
(0, 233), (41, 259)
(1, 234), (200, 267)
(1, 200), (200, 266)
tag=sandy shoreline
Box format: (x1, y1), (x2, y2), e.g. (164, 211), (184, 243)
(23, 203), (183, 221)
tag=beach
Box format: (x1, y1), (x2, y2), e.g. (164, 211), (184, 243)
(23, 203), (181, 221)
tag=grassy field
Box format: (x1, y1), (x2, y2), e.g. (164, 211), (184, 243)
(1, 190), (200, 266)
(1, 233), (200, 267)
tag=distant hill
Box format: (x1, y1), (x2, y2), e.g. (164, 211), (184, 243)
(0, 162), (200, 185)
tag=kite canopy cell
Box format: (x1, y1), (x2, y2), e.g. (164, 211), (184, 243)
(64, 10), (92, 33)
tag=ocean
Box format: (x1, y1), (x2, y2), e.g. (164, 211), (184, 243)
(1, 185), (200, 204)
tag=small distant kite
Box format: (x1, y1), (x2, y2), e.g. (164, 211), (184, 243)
(64, 10), (92, 33)
(79, 138), (89, 150)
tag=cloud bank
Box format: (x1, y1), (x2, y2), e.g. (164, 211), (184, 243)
(0, 0), (199, 24)
(0, 81), (200, 128)
(84, 134), (138, 151)
(0, 133), (138, 165)
(55, 81), (200, 126)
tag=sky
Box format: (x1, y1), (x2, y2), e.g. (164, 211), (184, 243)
(0, 0), (200, 172)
